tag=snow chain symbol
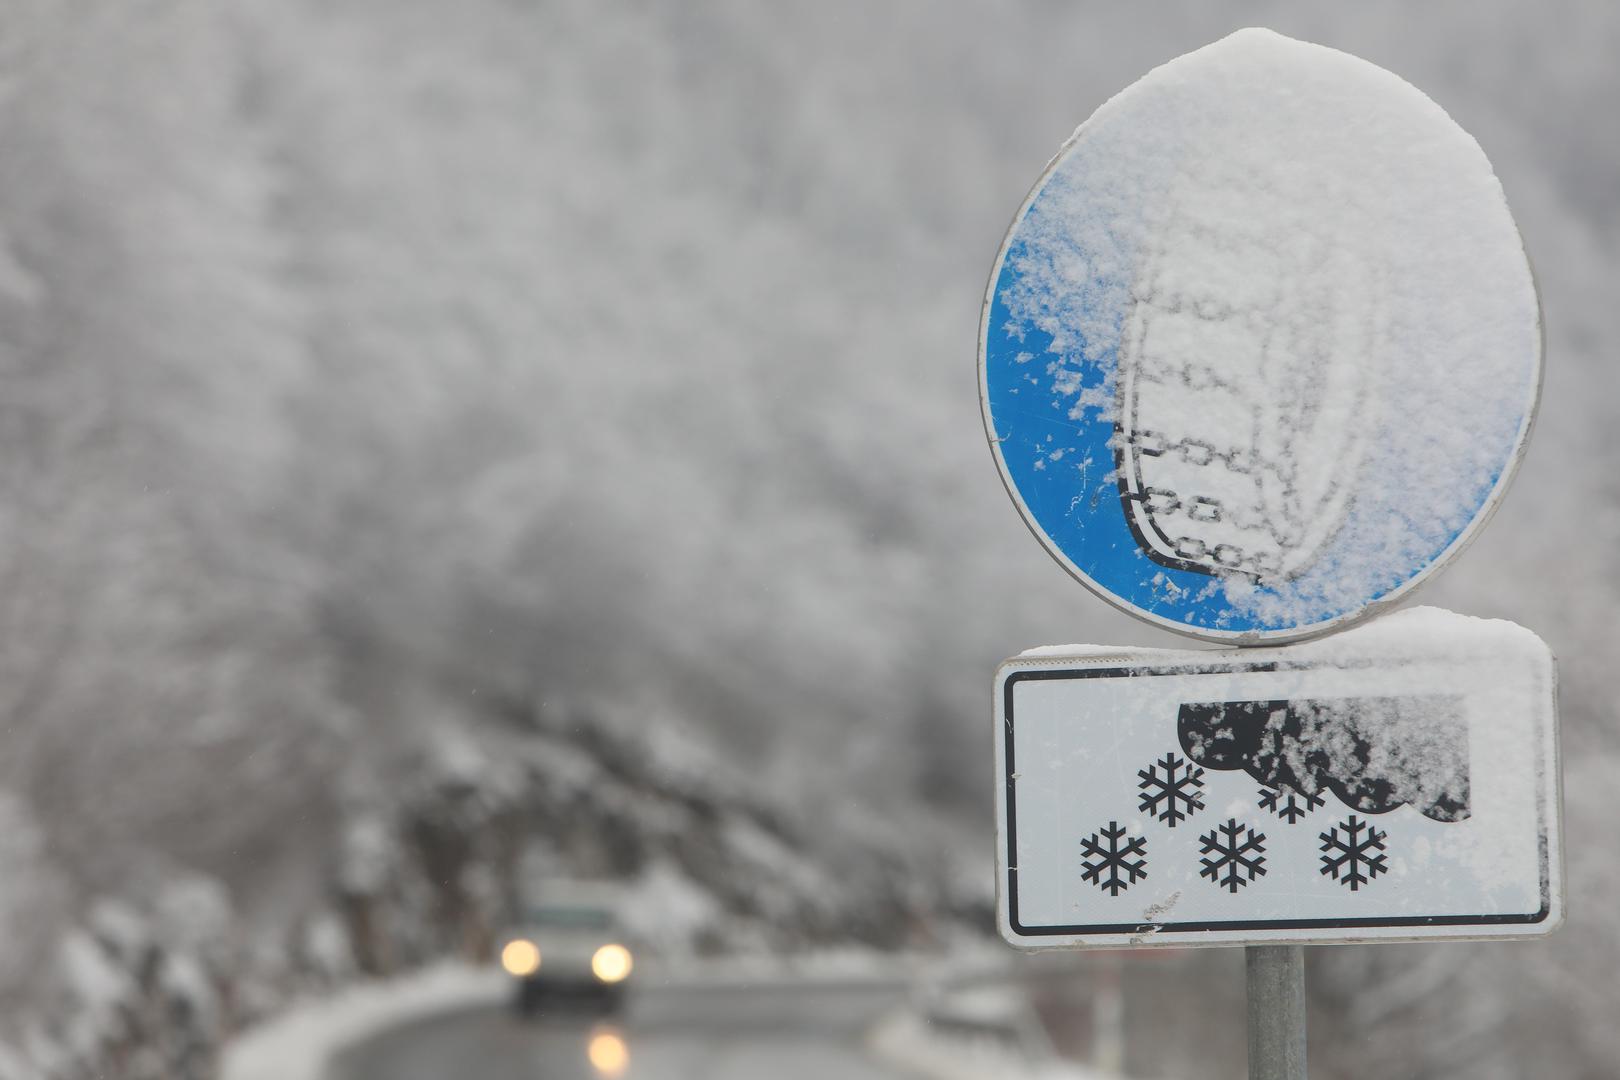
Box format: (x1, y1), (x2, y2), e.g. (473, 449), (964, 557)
(1120, 430), (1286, 579)
(1129, 431), (1253, 475)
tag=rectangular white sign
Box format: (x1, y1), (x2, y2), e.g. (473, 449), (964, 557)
(995, 609), (1562, 948)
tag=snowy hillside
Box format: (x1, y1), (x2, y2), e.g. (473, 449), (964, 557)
(0, 2), (1616, 1078)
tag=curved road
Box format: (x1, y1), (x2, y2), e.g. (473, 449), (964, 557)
(328, 978), (913, 1080)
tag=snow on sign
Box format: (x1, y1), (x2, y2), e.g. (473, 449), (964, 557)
(994, 608), (1562, 949)
(978, 29), (1542, 642)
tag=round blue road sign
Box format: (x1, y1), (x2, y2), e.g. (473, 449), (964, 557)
(978, 30), (1542, 643)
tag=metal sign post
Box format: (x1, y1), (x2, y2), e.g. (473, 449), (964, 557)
(1247, 945), (1306, 1080)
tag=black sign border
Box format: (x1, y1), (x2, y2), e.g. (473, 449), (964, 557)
(1002, 662), (1553, 937)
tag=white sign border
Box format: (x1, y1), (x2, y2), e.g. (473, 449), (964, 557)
(975, 119), (1547, 646)
(993, 649), (1564, 950)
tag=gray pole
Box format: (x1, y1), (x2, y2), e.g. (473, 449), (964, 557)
(1246, 944), (1307, 1080)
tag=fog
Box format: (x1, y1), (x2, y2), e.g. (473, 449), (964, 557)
(0, 2), (1614, 1077)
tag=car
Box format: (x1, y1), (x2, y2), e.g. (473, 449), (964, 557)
(500, 883), (635, 1017)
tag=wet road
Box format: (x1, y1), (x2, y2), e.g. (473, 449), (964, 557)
(327, 978), (912, 1080)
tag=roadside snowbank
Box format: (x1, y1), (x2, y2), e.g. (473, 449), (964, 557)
(220, 951), (925, 1080)
(220, 963), (505, 1080)
(868, 1007), (1110, 1080)
(219, 950), (1101, 1080)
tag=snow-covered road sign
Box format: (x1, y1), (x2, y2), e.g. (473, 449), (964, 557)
(994, 608), (1562, 949)
(978, 29), (1542, 643)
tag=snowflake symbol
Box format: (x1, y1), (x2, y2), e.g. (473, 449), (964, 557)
(1198, 818), (1267, 893)
(1137, 752), (1205, 827)
(1319, 815), (1389, 891)
(1080, 820), (1148, 896)
(1258, 784), (1325, 824)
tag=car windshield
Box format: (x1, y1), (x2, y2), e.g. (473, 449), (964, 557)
(526, 905), (615, 931)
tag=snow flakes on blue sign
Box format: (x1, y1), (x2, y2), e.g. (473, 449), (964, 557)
(978, 30), (1541, 641)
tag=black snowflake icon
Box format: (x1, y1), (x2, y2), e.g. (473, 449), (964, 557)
(1198, 818), (1267, 893)
(1080, 821), (1148, 896)
(1258, 785), (1325, 824)
(1138, 752), (1205, 827)
(1320, 815), (1389, 891)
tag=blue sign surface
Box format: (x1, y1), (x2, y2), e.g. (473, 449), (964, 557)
(977, 38), (1541, 641)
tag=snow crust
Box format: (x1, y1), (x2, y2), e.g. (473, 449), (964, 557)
(1017, 605), (1545, 664)
(994, 28), (1540, 631)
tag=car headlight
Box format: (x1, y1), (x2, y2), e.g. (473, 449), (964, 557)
(501, 938), (541, 977)
(591, 943), (633, 984)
